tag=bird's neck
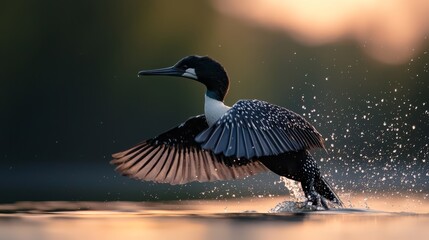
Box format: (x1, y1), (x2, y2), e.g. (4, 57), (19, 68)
(204, 93), (230, 126)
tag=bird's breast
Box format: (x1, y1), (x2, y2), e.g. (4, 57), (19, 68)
(204, 94), (231, 126)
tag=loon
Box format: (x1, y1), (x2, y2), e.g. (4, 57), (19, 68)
(111, 55), (343, 209)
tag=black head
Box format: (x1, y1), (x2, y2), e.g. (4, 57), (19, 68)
(138, 55), (229, 101)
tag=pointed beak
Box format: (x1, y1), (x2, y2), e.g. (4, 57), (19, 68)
(138, 66), (198, 80)
(138, 66), (184, 78)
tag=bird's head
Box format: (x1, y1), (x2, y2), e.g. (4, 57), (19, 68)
(138, 55), (229, 101)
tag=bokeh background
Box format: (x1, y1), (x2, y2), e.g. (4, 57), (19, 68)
(1, 0), (428, 203)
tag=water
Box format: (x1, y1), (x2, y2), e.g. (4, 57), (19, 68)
(1, 196), (428, 240)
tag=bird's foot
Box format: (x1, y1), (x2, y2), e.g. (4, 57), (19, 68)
(305, 191), (329, 210)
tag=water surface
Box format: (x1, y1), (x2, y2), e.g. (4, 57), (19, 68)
(1, 196), (428, 240)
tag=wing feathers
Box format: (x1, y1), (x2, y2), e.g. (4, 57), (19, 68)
(111, 115), (268, 185)
(214, 126), (229, 155)
(113, 98), (326, 184)
(247, 128), (262, 157)
(225, 124), (236, 156)
(195, 99), (325, 158)
(203, 125), (222, 150)
(240, 127), (252, 159)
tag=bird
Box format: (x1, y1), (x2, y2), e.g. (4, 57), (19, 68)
(111, 55), (343, 209)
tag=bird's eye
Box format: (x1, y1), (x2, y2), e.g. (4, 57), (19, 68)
(182, 65), (188, 69)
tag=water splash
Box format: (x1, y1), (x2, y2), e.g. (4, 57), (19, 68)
(269, 177), (309, 212)
(269, 177), (343, 212)
(279, 177), (306, 202)
(295, 77), (429, 201)
(269, 201), (307, 213)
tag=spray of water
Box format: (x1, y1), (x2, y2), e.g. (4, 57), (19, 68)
(289, 58), (429, 205)
(279, 177), (306, 202)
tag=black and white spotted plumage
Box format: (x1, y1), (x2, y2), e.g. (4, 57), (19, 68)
(195, 99), (325, 159)
(111, 115), (268, 185)
(111, 99), (325, 184)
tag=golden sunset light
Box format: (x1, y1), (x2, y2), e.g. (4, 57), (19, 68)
(213, 0), (429, 64)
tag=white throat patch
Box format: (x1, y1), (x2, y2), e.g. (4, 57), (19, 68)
(182, 68), (197, 79)
(204, 94), (231, 126)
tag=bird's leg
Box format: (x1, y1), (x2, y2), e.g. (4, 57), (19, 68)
(302, 178), (329, 210)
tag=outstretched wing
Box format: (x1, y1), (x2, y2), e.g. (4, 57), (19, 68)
(111, 115), (268, 185)
(195, 100), (325, 159)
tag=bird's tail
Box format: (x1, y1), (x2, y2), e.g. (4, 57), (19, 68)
(315, 175), (344, 207)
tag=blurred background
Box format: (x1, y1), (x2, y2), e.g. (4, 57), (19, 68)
(1, 0), (428, 203)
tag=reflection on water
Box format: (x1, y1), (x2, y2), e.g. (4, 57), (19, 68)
(1, 197), (428, 240)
